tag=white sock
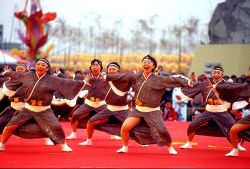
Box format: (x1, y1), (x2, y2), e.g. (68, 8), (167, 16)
(122, 145), (128, 149)
(61, 143), (72, 152)
(0, 142), (5, 151)
(238, 143), (246, 151)
(116, 145), (128, 153)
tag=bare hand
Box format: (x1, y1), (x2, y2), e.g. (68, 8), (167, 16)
(84, 75), (91, 86)
(4, 65), (12, 72)
(176, 95), (182, 100)
(207, 79), (213, 89)
(188, 80), (193, 87)
(99, 73), (105, 80)
(55, 67), (61, 75)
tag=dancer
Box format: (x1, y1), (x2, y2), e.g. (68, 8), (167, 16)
(0, 63), (51, 144)
(0, 58), (86, 152)
(0, 63), (28, 133)
(66, 59), (109, 141)
(79, 62), (128, 145)
(212, 82), (250, 156)
(180, 66), (245, 152)
(106, 55), (193, 155)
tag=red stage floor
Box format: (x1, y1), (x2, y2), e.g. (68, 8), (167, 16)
(0, 121), (249, 168)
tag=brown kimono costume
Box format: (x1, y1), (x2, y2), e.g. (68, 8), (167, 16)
(107, 72), (189, 146)
(87, 81), (129, 136)
(216, 83), (250, 141)
(3, 71), (86, 144)
(71, 75), (110, 128)
(181, 79), (235, 141)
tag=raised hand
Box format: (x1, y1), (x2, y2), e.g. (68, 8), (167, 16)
(206, 79), (214, 89)
(4, 65), (12, 72)
(84, 75), (91, 86)
(55, 66), (61, 75)
(99, 72), (105, 80)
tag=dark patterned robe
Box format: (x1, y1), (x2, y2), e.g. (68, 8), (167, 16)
(0, 79), (24, 133)
(181, 79), (235, 140)
(3, 71), (86, 144)
(107, 72), (189, 146)
(72, 75), (110, 128)
(216, 83), (250, 141)
(216, 83), (249, 103)
(0, 78), (48, 138)
(88, 83), (129, 136)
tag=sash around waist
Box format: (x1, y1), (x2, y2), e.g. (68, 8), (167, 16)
(85, 99), (106, 108)
(206, 104), (228, 113)
(11, 101), (25, 111)
(24, 103), (51, 112)
(135, 105), (160, 112)
(107, 104), (129, 111)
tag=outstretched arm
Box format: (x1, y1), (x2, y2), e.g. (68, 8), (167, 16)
(163, 74), (193, 88)
(215, 82), (249, 103)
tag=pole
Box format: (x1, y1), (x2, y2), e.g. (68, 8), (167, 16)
(178, 30), (182, 74)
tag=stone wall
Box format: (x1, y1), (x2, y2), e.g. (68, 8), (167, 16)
(209, 0), (250, 44)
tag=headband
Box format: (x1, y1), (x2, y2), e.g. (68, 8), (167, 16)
(107, 63), (120, 70)
(16, 63), (28, 70)
(37, 58), (50, 67)
(212, 66), (224, 72)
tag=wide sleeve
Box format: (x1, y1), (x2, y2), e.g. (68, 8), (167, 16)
(181, 82), (202, 99)
(2, 79), (22, 97)
(106, 73), (135, 93)
(51, 76), (86, 100)
(216, 83), (249, 102)
(0, 76), (8, 85)
(161, 75), (190, 88)
(3, 71), (27, 82)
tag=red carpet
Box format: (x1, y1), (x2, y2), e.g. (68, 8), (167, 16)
(0, 121), (249, 168)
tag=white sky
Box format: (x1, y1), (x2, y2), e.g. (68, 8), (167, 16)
(0, 0), (225, 42)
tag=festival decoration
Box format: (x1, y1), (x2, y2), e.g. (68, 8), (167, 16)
(15, 0), (56, 61)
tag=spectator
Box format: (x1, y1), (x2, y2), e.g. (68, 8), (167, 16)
(230, 108), (243, 121)
(191, 72), (196, 82)
(230, 75), (237, 83)
(242, 104), (250, 118)
(162, 101), (178, 121)
(172, 87), (188, 121)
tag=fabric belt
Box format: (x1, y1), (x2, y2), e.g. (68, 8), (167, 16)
(135, 105), (160, 112)
(85, 99), (106, 108)
(107, 104), (129, 111)
(24, 103), (50, 112)
(206, 101), (230, 113)
(11, 102), (25, 111)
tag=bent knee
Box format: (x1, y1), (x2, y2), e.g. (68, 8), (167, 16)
(121, 125), (132, 133)
(230, 126), (239, 135)
(4, 125), (17, 133)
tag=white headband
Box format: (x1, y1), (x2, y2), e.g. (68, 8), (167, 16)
(37, 58), (50, 67)
(108, 64), (119, 69)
